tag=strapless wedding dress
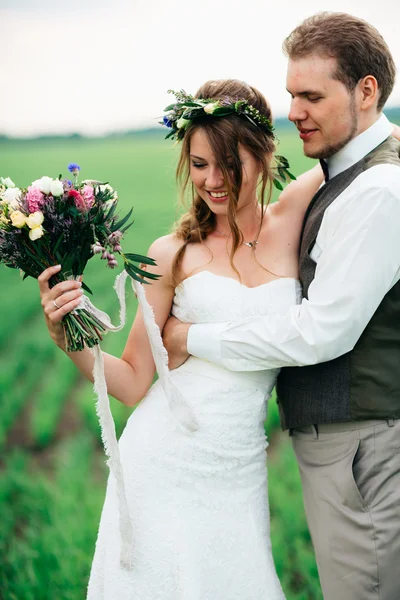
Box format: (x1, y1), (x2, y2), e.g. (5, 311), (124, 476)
(87, 271), (301, 600)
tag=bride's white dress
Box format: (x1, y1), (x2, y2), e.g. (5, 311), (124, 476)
(87, 271), (301, 600)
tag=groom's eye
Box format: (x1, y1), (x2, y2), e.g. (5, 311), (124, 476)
(308, 96), (322, 102)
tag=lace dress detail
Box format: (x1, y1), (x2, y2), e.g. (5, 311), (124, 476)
(87, 271), (301, 599)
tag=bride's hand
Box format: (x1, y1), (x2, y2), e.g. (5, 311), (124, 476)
(38, 265), (84, 350)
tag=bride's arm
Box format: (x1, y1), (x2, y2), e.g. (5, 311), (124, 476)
(39, 234), (181, 407)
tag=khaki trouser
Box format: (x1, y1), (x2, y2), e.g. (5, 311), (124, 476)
(291, 418), (400, 600)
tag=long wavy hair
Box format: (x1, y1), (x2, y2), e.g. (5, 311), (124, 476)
(171, 79), (276, 286)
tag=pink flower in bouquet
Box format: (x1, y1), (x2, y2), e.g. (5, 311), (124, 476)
(26, 186), (44, 213)
(68, 189), (86, 212)
(82, 184), (95, 208)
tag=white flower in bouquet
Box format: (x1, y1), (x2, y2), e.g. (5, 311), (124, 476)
(99, 183), (118, 201)
(0, 177), (16, 188)
(10, 210), (26, 228)
(0, 162), (158, 352)
(50, 179), (64, 197)
(26, 211), (44, 229)
(31, 176), (53, 195)
(3, 187), (22, 208)
(29, 225), (44, 240)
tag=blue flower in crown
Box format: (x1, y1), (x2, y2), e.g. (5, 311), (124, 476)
(163, 115), (173, 128)
(68, 163), (81, 174)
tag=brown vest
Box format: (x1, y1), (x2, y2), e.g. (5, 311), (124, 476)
(276, 136), (400, 430)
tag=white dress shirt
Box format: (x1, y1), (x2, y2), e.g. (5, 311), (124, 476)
(187, 114), (400, 371)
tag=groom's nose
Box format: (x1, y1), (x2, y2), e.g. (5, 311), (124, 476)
(288, 98), (308, 123)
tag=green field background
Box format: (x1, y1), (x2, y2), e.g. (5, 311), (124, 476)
(0, 130), (321, 599)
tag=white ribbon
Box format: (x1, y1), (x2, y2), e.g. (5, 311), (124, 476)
(80, 271), (198, 570)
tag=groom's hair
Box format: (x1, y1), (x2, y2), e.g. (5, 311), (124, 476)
(283, 12), (396, 111)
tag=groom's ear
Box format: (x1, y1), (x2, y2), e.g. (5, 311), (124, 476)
(358, 75), (379, 112)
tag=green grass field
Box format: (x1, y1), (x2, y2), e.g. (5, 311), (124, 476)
(0, 129), (323, 599)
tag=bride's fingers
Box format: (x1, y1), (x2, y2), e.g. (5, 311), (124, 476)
(38, 264), (62, 293)
(39, 273), (82, 307)
(46, 296), (83, 323)
(44, 288), (83, 316)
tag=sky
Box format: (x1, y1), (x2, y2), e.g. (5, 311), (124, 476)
(1, 0), (400, 137)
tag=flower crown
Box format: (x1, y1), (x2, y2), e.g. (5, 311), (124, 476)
(161, 89), (295, 190)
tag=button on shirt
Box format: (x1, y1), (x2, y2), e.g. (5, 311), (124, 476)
(187, 114), (400, 371)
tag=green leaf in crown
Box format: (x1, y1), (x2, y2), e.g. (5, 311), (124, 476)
(160, 90), (296, 190)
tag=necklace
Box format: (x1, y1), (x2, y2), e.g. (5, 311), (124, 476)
(215, 218), (263, 249)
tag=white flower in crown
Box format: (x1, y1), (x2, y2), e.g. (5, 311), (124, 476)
(31, 176), (53, 195)
(0, 177), (16, 188)
(176, 117), (191, 130)
(203, 102), (219, 115)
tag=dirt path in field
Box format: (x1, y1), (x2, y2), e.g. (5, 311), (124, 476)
(5, 376), (86, 473)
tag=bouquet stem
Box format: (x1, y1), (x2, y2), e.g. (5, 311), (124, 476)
(63, 309), (107, 352)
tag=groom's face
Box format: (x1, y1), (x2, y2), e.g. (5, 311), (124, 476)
(286, 54), (358, 159)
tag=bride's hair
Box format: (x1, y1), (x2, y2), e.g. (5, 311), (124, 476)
(171, 79), (276, 286)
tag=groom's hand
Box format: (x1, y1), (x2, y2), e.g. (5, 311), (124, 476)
(163, 316), (191, 370)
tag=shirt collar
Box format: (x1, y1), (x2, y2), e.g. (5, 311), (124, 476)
(325, 114), (393, 179)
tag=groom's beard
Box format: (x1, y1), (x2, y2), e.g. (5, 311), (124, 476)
(306, 95), (359, 160)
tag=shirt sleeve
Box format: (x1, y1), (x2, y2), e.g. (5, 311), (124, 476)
(187, 172), (400, 371)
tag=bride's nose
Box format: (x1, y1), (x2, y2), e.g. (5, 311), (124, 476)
(205, 165), (224, 189)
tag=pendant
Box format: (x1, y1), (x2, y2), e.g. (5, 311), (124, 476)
(243, 240), (258, 248)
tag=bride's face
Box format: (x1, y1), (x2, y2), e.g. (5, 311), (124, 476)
(189, 129), (260, 215)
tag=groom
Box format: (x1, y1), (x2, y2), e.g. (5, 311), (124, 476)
(163, 12), (400, 600)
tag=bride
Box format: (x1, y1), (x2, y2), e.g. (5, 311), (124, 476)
(38, 79), (327, 599)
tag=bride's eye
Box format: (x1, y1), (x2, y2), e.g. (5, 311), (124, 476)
(192, 163), (206, 169)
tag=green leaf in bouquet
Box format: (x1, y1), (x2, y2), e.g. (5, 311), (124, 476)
(165, 130), (176, 140)
(114, 207), (134, 231)
(123, 253), (158, 266)
(125, 262), (161, 283)
(81, 281), (93, 295)
(103, 201), (118, 222)
(120, 221), (135, 234)
(53, 232), (65, 256)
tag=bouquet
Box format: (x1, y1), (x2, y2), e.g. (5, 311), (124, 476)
(0, 164), (159, 352)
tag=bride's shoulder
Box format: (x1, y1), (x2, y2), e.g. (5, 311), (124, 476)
(148, 233), (184, 259)
(145, 234), (184, 286)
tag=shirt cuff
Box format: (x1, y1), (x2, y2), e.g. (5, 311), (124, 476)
(187, 323), (226, 365)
